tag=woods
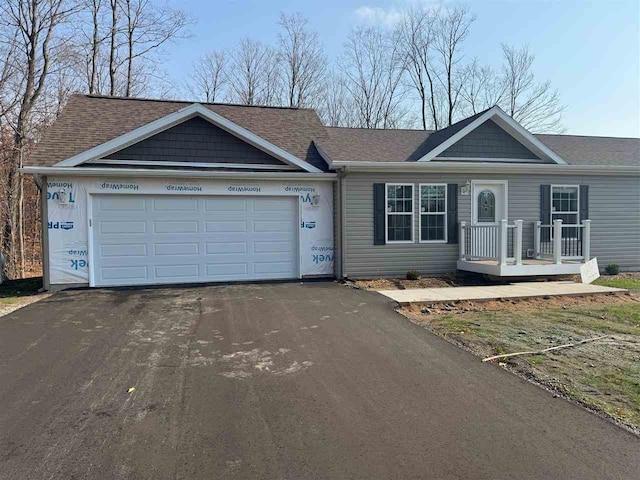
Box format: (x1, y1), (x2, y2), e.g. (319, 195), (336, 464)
(0, 2), (566, 280)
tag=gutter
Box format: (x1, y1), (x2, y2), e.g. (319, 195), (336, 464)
(21, 166), (338, 180)
(329, 161), (640, 176)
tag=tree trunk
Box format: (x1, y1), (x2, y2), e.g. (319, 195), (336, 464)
(109, 0), (118, 95)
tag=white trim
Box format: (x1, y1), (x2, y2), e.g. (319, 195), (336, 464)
(21, 166), (336, 180)
(385, 183), (414, 244)
(329, 162), (639, 176)
(86, 159), (297, 170)
(457, 259), (584, 276)
(418, 183), (447, 243)
(433, 156), (544, 163)
(55, 103), (323, 173)
(471, 180), (509, 226)
(416, 106), (568, 165)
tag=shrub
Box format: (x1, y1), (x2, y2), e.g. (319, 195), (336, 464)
(605, 263), (620, 275)
(406, 270), (421, 280)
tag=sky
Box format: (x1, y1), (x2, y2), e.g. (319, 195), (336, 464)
(166, 0), (640, 138)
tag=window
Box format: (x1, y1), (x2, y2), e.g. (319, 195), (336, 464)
(386, 184), (413, 242)
(420, 184), (447, 242)
(551, 185), (579, 238)
(477, 190), (495, 223)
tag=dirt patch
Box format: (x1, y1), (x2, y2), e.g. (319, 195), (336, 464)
(351, 273), (498, 291)
(401, 294), (640, 434)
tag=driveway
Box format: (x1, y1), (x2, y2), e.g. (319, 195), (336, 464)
(0, 282), (637, 479)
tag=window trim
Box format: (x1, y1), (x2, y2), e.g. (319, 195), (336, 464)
(419, 183), (448, 244)
(550, 184), (580, 239)
(385, 183), (414, 244)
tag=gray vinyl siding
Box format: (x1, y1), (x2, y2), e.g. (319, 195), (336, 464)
(344, 172), (640, 278)
(105, 116), (285, 166)
(438, 119), (544, 161)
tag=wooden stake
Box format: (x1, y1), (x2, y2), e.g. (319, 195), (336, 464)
(482, 335), (611, 363)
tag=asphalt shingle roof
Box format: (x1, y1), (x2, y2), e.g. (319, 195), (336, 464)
(27, 95), (639, 169)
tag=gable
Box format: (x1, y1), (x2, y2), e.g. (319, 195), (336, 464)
(436, 119), (546, 162)
(101, 116), (287, 167)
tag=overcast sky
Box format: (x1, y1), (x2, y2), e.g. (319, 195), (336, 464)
(167, 0), (640, 138)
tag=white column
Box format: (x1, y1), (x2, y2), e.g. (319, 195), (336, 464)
(553, 219), (563, 264)
(515, 220), (523, 265)
(498, 219), (508, 266)
(534, 221), (541, 259)
(459, 221), (466, 260)
(583, 219), (591, 261)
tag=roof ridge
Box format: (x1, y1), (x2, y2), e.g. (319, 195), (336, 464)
(327, 125), (434, 133)
(81, 94), (316, 112)
(534, 132), (640, 140)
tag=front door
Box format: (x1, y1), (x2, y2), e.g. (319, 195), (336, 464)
(472, 181), (507, 225)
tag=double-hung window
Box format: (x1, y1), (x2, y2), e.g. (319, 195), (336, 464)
(386, 184), (414, 243)
(551, 185), (579, 238)
(420, 184), (447, 242)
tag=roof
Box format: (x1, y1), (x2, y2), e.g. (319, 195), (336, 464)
(27, 95), (330, 171)
(320, 127), (640, 167)
(28, 95), (639, 169)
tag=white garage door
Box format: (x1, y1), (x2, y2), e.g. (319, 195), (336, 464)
(91, 194), (299, 287)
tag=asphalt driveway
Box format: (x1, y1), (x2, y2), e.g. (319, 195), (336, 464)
(0, 282), (638, 479)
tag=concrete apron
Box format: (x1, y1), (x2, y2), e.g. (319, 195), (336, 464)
(377, 281), (627, 305)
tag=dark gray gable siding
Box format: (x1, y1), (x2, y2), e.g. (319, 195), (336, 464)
(437, 119), (546, 162)
(104, 116), (286, 166)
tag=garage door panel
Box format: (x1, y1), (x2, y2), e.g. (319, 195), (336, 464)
(205, 243), (247, 254)
(155, 264), (199, 278)
(204, 198), (247, 211)
(152, 197), (197, 211)
(92, 194), (298, 287)
(154, 243), (199, 256)
(205, 263), (248, 276)
(154, 220), (199, 234)
(101, 243), (147, 257)
(100, 220), (146, 234)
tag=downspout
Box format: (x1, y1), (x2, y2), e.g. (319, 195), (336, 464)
(339, 167), (348, 279)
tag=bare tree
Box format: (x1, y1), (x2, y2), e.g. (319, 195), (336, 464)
(316, 71), (355, 127)
(188, 50), (227, 102)
(340, 26), (408, 128)
(228, 38), (281, 106)
(120, 0), (190, 97)
(434, 5), (475, 126)
(0, 0), (75, 277)
(500, 44), (564, 132)
(277, 12), (326, 108)
(108, 0), (118, 94)
(397, 6), (441, 130)
(460, 58), (505, 115)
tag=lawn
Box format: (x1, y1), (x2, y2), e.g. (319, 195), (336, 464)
(594, 276), (640, 292)
(403, 294), (640, 432)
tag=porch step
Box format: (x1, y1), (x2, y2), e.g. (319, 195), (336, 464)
(378, 281), (626, 305)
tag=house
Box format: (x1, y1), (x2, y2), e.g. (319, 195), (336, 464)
(23, 95), (640, 290)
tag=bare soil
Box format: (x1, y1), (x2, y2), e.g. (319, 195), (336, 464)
(401, 292), (640, 433)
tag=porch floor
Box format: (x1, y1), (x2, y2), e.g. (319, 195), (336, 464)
(457, 258), (584, 277)
(378, 281), (626, 305)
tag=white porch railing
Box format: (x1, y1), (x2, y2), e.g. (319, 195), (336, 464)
(460, 219), (591, 266)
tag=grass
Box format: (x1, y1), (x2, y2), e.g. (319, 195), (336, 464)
(594, 277), (640, 291)
(407, 299), (640, 430)
(0, 277), (43, 303)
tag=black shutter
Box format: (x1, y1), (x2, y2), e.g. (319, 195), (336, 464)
(540, 185), (551, 242)
(373, 183), (386, 245)
(579, 185), (589, 221)
(447, 184), (458, 244)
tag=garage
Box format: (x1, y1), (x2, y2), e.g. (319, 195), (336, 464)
(90, 194), (299, 287)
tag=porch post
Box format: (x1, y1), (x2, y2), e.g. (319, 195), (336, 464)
(553, 219), (563, 264)
(534, 221), (541, 259)
(498, 219), (508, 266)
(583, 219), (591, 261)
(459, 221), (466, 260)
(514, 220), (523, 265)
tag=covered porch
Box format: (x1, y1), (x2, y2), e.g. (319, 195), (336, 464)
(457, 219), (592, 277)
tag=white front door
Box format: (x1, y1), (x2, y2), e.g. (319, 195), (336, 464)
(91, 194), (299, 287)
(472, 181), (508, 225)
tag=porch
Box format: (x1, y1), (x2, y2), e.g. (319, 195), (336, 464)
(457, 219), (591, 277)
